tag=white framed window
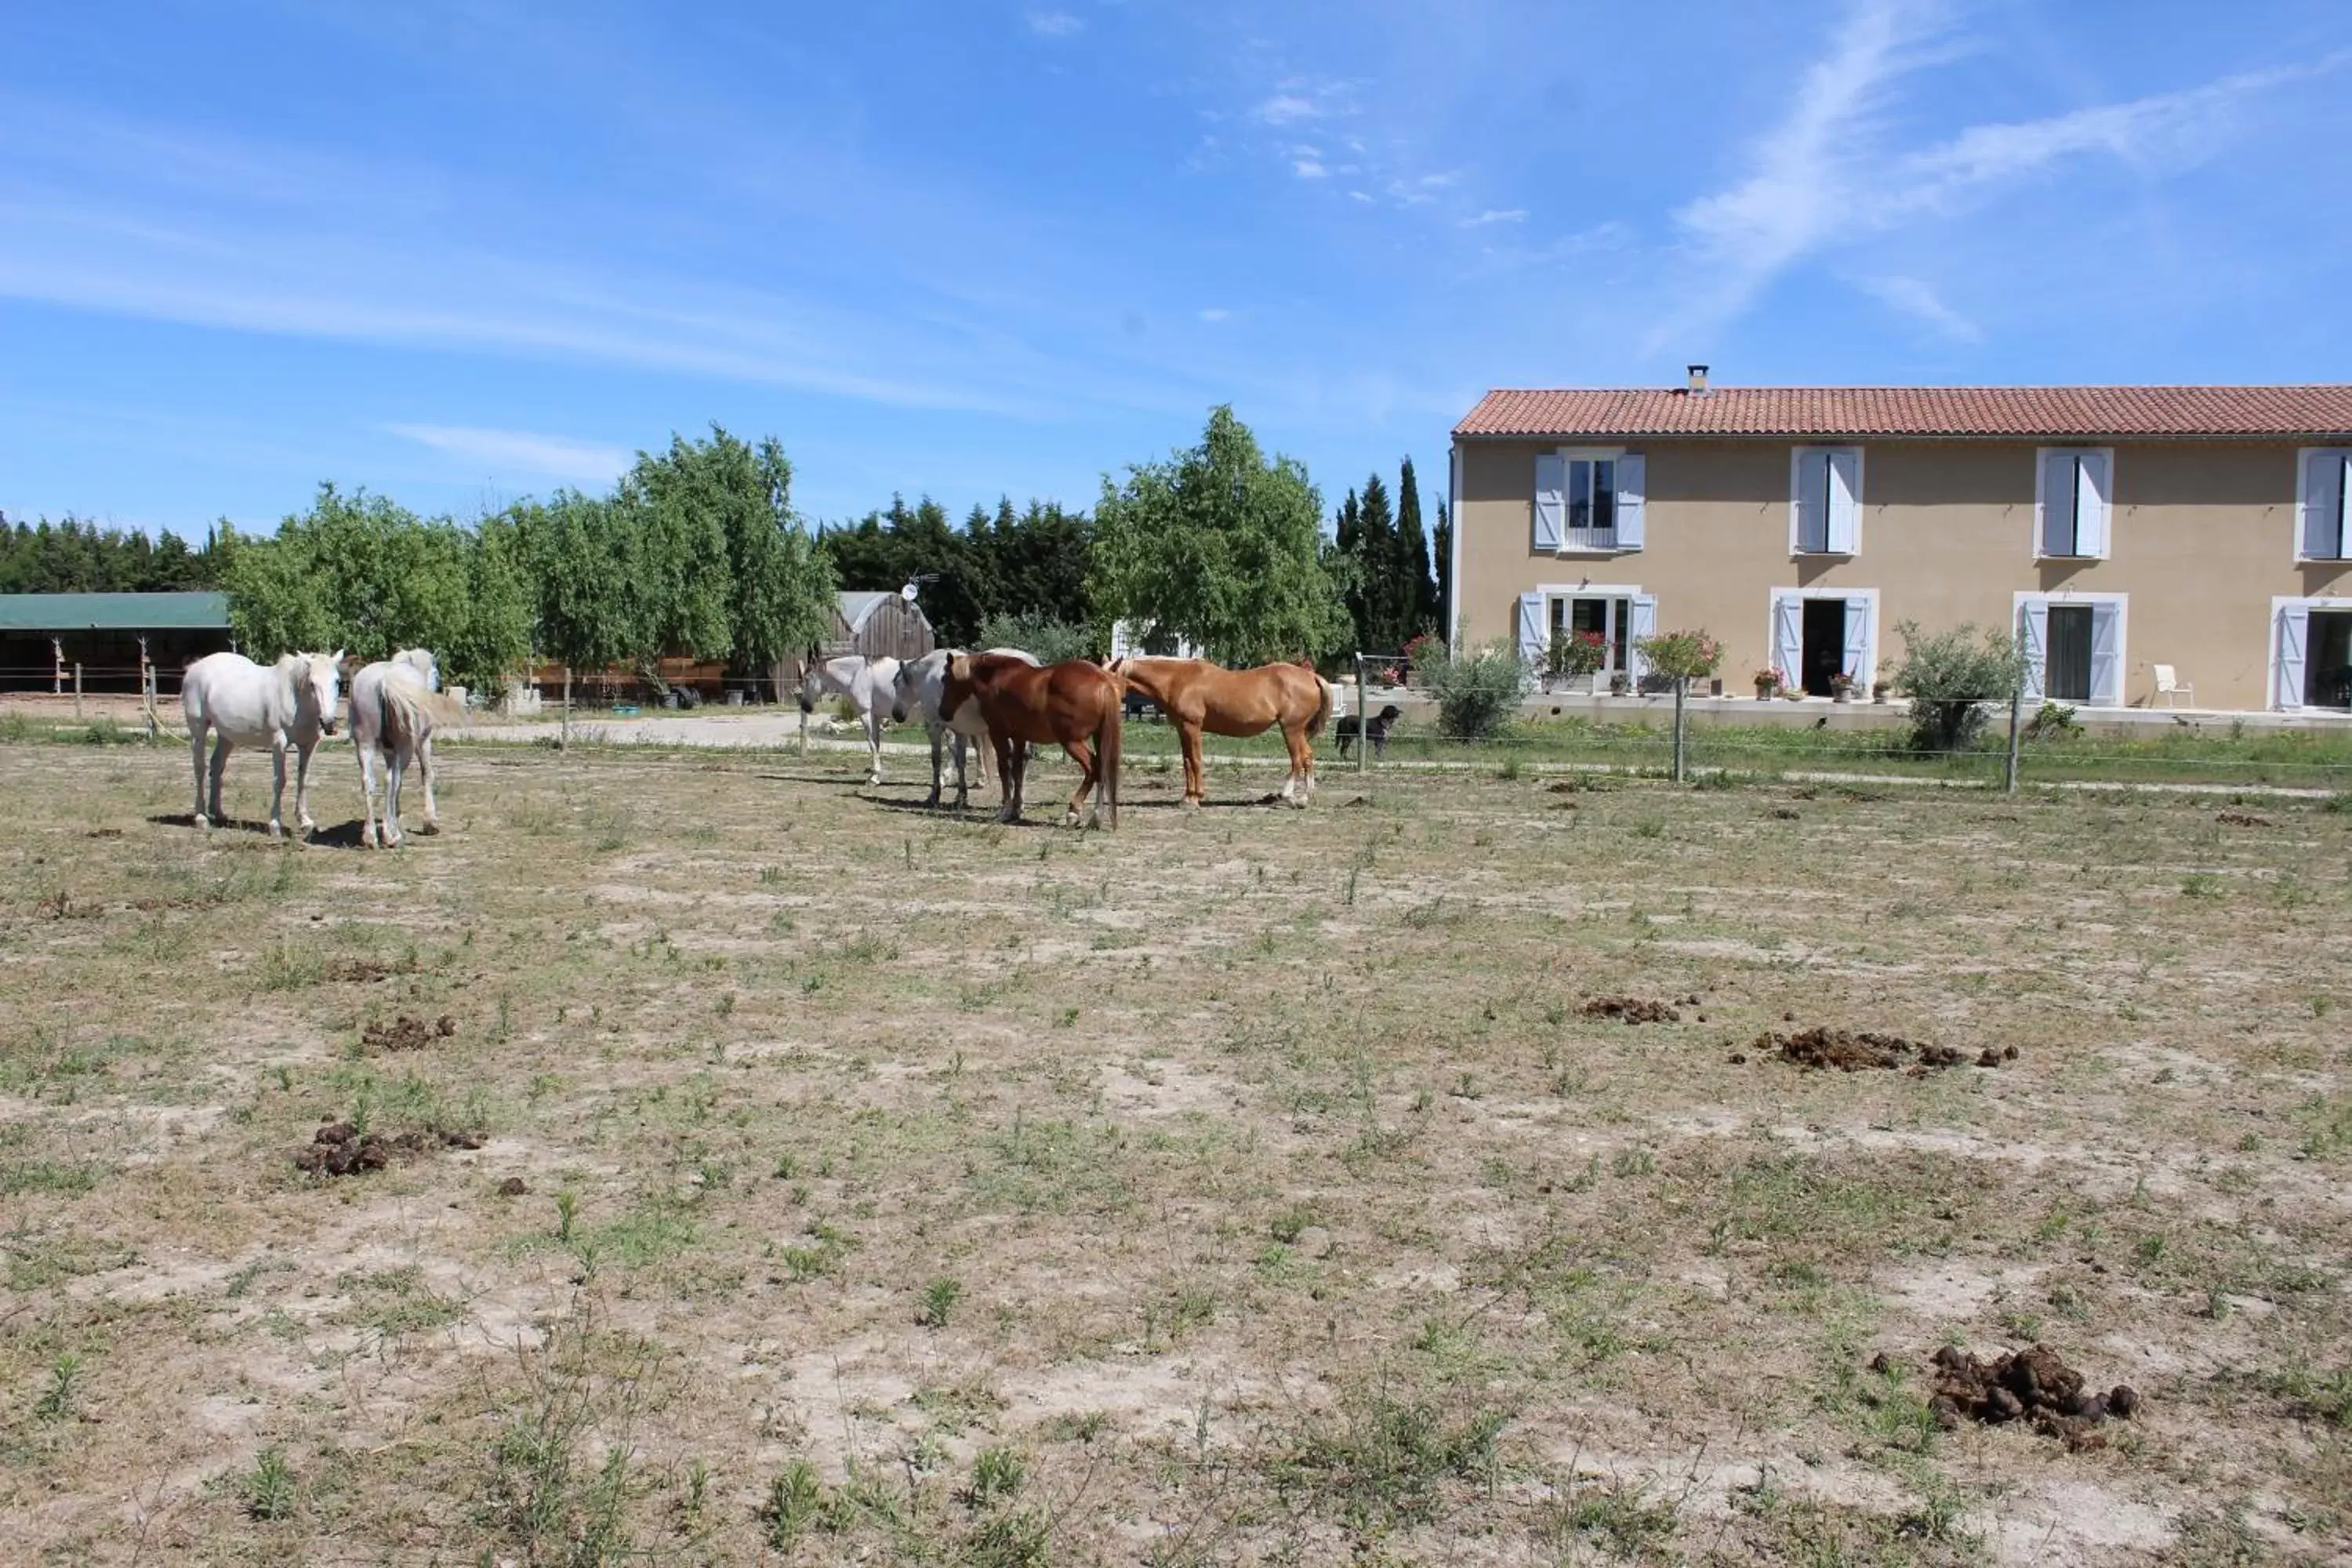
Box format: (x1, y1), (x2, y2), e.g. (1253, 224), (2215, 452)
(1764, 587), (1878, 698)
(2270, 597), (2352, 711)
(2015, 592), (2126, 707)
(1518, 583), (1658, 683)
(1533, 450), (1646, 554)
(2034, 447), (2114, 560)
(2296, 448), (2352, 563)
(1788, 446), (1862, 556)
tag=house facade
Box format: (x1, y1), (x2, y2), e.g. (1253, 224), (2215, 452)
(1448, 380), (2352, 713)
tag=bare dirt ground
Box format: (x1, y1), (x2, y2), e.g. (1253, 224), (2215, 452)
(2, 738), (2347, 1565)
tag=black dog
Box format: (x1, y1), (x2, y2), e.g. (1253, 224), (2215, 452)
(1334, 704), (1403, 760)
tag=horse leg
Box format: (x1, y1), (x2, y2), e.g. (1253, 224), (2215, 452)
(866, 711), (885, 787)
(415, 735), (439, 833)
(383, 746), (406, 848)
(1178, 720), (1204, 808)
(208, 734), (233, 827)
(1062, 740), (1097, 827)
(993, 734), (1018, 822)
(926, 724), (945, 809)
(357, 735), (381, 849)
(1283, 721), (1312, 807)
(190, 720), (212, 827)
(266, 739), (287, 839)
(293, 740), (319, 835)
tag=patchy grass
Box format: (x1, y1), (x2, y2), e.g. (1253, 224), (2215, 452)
(1, 739), (2348, 1560)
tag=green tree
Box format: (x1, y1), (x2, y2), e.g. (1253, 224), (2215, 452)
(1091, 406), (1349, 666)
(1395, 458), (1437, 641)
(445, 508), (536, 695)
(1334, 489), (1365, 651)
(615, 430), (740, 660)
(519, 490), (643, 679)
(728, 438), (836, 681)
(1356, 473), (1399, 652)
(218, 521), (336, 657)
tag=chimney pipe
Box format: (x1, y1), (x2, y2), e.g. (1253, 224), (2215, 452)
(1686, 364), (1710, 394)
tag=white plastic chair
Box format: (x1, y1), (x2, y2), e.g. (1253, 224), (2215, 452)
(2153, 664), (2194, 709)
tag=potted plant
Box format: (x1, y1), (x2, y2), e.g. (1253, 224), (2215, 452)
(1754, 666), (1783, 701)
(1871, 681), (1889, 703)
(1831, 671), (1856, 704)
(1547, 629), (1608, 694)
(1608, 671), (1629, 696)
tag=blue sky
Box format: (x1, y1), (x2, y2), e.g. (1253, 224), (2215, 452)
(5, 0), (2350, 541)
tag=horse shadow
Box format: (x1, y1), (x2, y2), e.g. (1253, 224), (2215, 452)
(143, 812), (372, 848)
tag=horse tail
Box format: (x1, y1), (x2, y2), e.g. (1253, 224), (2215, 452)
(382, 679), (468, 748)
(1311, 673), (1335, 736)
(1097, 676), (1122, 829)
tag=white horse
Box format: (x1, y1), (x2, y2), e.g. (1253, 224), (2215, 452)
(798, 654), (902, 786)
(893, 647), (1040, 808)
(351, 649), (460, 848)
(181, 650), (345, 838)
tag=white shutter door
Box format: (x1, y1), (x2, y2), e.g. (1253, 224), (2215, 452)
(2089, 601), (2122, 706)
(1614, 454), (1646, 549)
(2019, 601), (2049, 701)
(2342, 457), (2352, 560)
(1772, 594), (1804, 688)
(2278, 606), (2310, 709)
(1792, 452), (1828, 553)
(1533, 456), (1565, 550)
(1841, 597), (1870, 681)
(1826, 449), (1860, 554)
(2076, 452), (2111, 557)
(1517, 591), (1548, 666)
(1628, 593), (1657, 684)
(2038, 452), (2074, 557)
(2304, 452), (2346, 561)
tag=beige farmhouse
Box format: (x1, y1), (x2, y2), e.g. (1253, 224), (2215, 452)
(1447, 377), (2352, 713)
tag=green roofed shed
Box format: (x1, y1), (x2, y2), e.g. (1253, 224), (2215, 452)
(0, 592), (234, 694)
(0, 591), (230, 632)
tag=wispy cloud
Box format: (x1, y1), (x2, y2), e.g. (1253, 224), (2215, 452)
(1460, 208), (1526, 227)
(386, 424), (635, 485)
(1854, 274), (1979, 342)
(1196, 307), (1232, 323)
(1660, 0), (2352, 343)
(1025, 10), (1084, 38)
(1250, 75), (1359, 127)
(1290, 146), (1329, 179)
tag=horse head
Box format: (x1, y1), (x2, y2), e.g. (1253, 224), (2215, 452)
(889, 655), (931, 725)
(299, 650), (346, 735)
(796, 652), (822, 716)
(395, 648), (441, 691)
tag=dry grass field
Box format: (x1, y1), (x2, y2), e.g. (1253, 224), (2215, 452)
(2, 735), (2349, 1565)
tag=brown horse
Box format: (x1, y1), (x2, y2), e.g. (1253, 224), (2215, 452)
(941, 654), (1123, 827)
(1109, 657), (1331, 808)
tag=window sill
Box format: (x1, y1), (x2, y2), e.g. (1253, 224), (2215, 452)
(1790, 549), (1856, 560)
(1554, 541), (1635, 557)
(2032, 553), (2107, 564)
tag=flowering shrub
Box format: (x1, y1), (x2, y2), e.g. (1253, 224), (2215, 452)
(1547, 629), (1607, 680)
(1633, 629), (1722, 682)
(1752, 666), (1785, 691)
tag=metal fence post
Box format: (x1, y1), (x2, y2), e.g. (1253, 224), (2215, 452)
(74, 663), (83, 721)
(1671, 677), (1687, 783)
(2004, 684), (2024, 795)
(1354, 655), (1368, 775)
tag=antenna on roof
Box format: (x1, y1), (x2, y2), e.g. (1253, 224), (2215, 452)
(1686, 364), (1711, 396)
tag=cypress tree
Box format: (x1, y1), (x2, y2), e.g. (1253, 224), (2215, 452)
(1335, 488), (1365, 651)
(1433, 499), (1453, 649)
(1395, 457), (1436, 640)
(1356, 473), (1397, 652)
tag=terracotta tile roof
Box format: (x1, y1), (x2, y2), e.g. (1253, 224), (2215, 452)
(1454, 386), (2352, 441)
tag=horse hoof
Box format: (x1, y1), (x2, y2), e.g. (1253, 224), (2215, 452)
(417, 821), (439, 837)
(266, 823), (284, 840)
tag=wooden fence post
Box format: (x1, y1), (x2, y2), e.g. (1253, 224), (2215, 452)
(74, 663), (84, 721)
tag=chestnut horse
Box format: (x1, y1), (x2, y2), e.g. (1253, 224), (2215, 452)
(1109, 657), (1331, 808)
(942, 654), (1123, 827)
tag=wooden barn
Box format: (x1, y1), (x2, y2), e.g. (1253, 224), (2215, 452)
(0, 591), (233, 694)
(826, 591), (936, 662)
